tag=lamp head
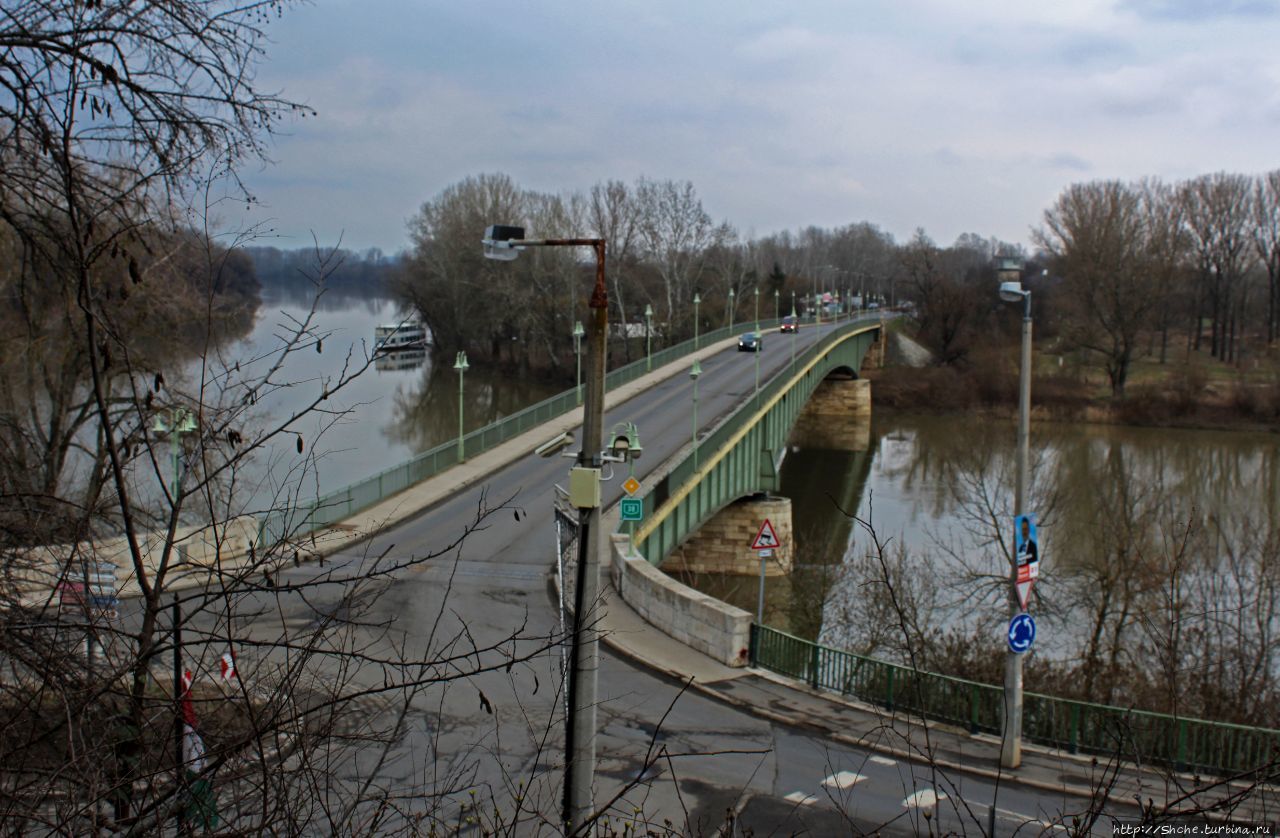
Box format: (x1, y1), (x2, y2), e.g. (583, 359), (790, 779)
(999, 281), (1027, 303)
(482, 224), (525, 261)
(690, 359), (702, 379)
(644, 303), (653, 318)
(453, 351), (469, 372)
(693, 293), (701, 305)
(608, 422), (643, 461)
(572, 321), (585, 339)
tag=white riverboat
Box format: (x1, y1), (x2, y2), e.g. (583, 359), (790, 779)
(373, 319), (428, 353)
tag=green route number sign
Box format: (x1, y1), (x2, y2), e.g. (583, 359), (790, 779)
(620, 498), (644, 522)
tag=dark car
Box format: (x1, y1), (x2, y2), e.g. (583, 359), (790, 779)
(779, 315), (798, 333)
(737, 331), (762, 352)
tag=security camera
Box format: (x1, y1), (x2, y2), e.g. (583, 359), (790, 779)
(534, 431), (574, 458)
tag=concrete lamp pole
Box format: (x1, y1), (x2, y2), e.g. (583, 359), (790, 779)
(453, 351), (469, 461)
(483, 225), (608, 831)
(998, 272), (1032, 770)
(693, 293), (701, 349)
(728, 288), (735, 332)
(690, 359), (702, 469)
(644, 304), (653, 372)
(572, 321), (585, 406)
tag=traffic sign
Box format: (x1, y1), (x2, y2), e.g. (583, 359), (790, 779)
(750, 519), (780, 550)
(619, 498), (643, 522)
(622, 476), (641, 496)
(1008, 614), (1036, 654)
(1015, 562), (1038, 610)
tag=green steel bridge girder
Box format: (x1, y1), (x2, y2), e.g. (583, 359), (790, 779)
(632, 321), (881, 565)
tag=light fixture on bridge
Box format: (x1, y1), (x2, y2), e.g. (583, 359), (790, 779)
(606, 422), (642, 462)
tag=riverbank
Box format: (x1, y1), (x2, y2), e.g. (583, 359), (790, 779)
(865, 360), (1280, 434)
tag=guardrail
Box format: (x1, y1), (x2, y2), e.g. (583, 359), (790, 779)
(256, 317), (793, 547)
(751, 624), (1280, 776)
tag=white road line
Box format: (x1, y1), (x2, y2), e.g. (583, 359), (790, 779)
(868, 755), (896, 766)
(902, 789), (947, 810)
(821, 771), (867, 790)
(783, 791), (817, 805)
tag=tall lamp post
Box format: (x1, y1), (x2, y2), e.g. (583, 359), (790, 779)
(693, 293), (701, 349)
(644, 304), (653, 372)
(728, 288), (735, 332)
(690, 359), (702, 468)
(572, 321), (585, 405)
(453, 351), (469, 461)
(774, 289), (779, 323)
(998, 264), (1032, 770)
(483, 225), (608, 830)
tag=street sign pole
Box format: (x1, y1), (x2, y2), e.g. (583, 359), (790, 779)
(757, 552), (767, 624)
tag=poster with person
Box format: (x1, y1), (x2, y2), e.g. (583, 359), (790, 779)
(1014, 514), (1038, 566)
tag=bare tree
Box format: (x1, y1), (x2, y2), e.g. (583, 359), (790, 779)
(1179, 173), (1257, 363)
(1253, 170), (1280, 347)
(1037, 180), (1155, 397)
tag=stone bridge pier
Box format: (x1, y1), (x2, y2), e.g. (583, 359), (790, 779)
(789, 376), (871, 452)
(660, 495), (793, 577)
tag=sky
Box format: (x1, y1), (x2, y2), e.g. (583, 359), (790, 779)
(233, 0), (1280, 256)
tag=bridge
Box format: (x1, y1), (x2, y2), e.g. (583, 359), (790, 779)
(629, 319), (881, 565)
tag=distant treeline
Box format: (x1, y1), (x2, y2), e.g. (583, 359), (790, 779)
(245, 246), (403, 298)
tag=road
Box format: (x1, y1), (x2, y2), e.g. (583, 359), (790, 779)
(184, 316), (1124, 833)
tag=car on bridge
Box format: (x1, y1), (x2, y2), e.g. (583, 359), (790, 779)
(779, 315), (798, 333)
(737, 331), (763, 352)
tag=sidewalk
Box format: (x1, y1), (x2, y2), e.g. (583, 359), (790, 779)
(593, 567), (1280, 825)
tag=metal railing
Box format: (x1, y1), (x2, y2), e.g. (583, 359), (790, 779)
(751, 624), (1280, 776)
(256, 317), (790, 547)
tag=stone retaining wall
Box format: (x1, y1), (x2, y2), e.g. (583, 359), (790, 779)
(610, 535), (752, 667)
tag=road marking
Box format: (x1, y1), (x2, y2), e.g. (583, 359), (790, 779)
(783, 791), (817, 805)
(820, 771), (866, 789)
(868, 755), (896, 766)
(902, 789), (946, 810)
(980, 804), (1071, 833)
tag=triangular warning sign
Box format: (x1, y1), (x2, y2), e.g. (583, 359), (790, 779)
(1016, 579), (1034, 610)
(751, 519), (780, 550)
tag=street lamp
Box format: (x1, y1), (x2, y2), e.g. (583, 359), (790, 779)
(728, 288), (735, 332)
(572, 321), (585, 405)
(690, 359), (702, 469)
(997, 269), (1032, 771)
(644, 304), (653, 372)
(693, 293), (701, 349)
(774, 289), (779, 323)
(482, 224), (608, 830)
(453, 351), (469, 461)
(152, 407), (198, 498)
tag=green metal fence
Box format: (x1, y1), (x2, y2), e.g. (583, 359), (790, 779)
(256, 318), (788, 547)
(751, 624), (1280, 776)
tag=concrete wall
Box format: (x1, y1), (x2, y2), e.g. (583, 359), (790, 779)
(611, 535), (753, 667)
(16, 515), (271, 603)
(659, 495), (793, 577)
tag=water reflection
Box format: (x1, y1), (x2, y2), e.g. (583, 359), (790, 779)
(677, 411), (1280, 662)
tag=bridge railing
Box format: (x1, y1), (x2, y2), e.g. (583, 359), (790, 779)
(751, 624), (1280, 776)
(256, 317), (791, 547)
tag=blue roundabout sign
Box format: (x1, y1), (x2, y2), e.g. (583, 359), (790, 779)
(1008, 613), (1036, 654)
